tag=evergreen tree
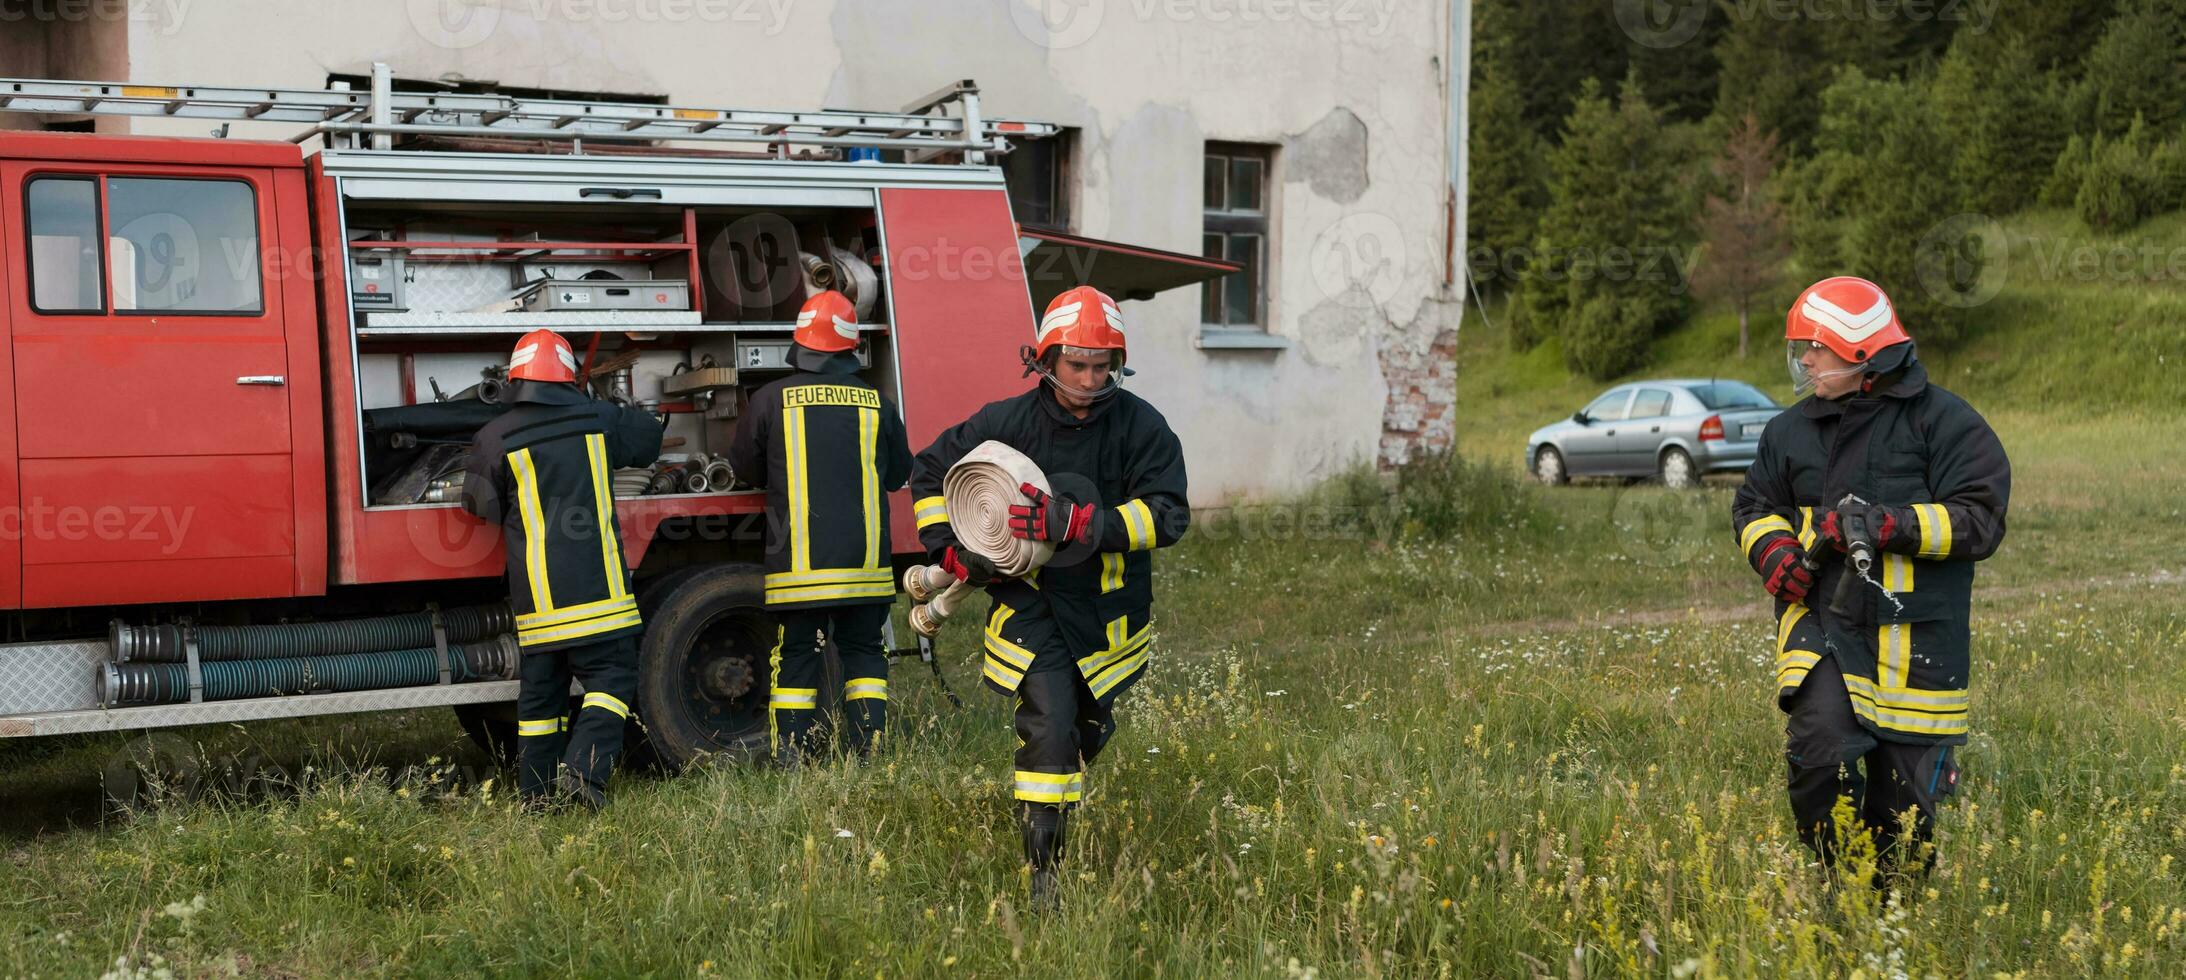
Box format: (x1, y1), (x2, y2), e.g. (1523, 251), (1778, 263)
(1794, 68), (1981, 345)
(1467, 0), (1547, 309)
(1711, 2), (1835, 154)
(2074, 0), (2186, 137)
(1525, 75), (1694, 379)
(1931, 32), (2068, 215)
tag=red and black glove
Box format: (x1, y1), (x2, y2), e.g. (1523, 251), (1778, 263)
(1819, 503), (1909, 554)
(939, 545), (999, 584)
(1008, 483), (1095, 544)
(1753, 535), (1814, 606)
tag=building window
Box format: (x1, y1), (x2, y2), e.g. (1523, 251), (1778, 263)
(1001, 129), (1072, 230)
(1203, 142), (1270, 330)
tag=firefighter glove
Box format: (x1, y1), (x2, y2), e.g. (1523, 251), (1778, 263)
(1008, 483), (1094, 544)
(940, 545), (1001, 585)
(1755, 535), (1814, 605)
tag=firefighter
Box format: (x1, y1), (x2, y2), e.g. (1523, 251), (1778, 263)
(726, 290), (912, 764)
(1732, 276), (2010, 881)
(462, 329), (664, 811)
(910, 285), (1189, 908)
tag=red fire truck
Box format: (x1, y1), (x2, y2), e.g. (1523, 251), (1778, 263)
(0, 67), (1233, 767)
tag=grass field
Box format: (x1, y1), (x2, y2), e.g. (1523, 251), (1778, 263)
(3, 215), (2182, 977)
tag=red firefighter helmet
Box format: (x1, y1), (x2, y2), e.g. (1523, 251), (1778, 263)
(1035, 285), (1128, 368)
(792, 290), (861, 354)
(1785, 276), (1910, 363)
(507, 328), (577, 383)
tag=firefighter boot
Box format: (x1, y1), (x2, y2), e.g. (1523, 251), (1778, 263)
(1022, 802), (1067, 912)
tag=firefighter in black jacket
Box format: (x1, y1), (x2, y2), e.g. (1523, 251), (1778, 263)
(910, 285), (1189, 907)
(463, 329), (665, 810)
(727, 290), (912, 763)
(1732, 277), (2010, 878)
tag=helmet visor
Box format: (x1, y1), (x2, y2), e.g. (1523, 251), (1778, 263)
(1787, 339), (1863, 397)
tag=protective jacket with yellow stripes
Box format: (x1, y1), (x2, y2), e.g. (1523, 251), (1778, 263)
(726, 353), (913, 609)
(911, 385), (1189, 705)
(462, 382), (665, 652)
(1731, 352), (2010, 746)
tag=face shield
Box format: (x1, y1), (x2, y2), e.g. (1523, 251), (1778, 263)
(1021, 344), (1126, 403)
(1787, 339), (1864, 397)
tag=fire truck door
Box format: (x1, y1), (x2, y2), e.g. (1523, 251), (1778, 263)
(3, 164), (297, 607)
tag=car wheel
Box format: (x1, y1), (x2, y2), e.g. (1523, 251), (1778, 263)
(1659, 447), (1698, 490)
(1534, 446), (1567, 486)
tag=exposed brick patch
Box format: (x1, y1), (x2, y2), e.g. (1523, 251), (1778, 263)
(1377, 300), (1461, 469)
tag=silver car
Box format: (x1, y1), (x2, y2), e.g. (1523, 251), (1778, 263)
(1526, 379), (1782, 488)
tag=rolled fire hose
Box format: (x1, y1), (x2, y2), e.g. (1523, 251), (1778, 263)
(902, 441), (1055, 636)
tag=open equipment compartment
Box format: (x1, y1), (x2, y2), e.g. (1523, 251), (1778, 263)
(340, 189), (897, 510)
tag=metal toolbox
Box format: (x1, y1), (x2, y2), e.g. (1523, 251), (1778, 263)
(349, 253), (407, 310)
(734, 338), (871, 372)
(518, 278), (690, 312)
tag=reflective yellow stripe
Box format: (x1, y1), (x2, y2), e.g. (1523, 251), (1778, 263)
(517, 718), (561, 737)
(514, 594), (638, 630)
(1740, 514), (1795, 555)
(1877, 622), (1911, 689)
(1797, 506), (1817, 551)
(1077, 617), (1148, 675)
(764, 567), (894, 588)
(913, 495), (949, 530)
(586, 433), (628, 600)
(1013, 769), (1084, 803)
(1776, 649), (1820, 690)
(859, 406), (881, 568)
(517, 608), (642, 647)
(984, 630), (1036, 671)
(1916, 503), (1953, 558)
(1776, 604), (1809, 655)
(581, 691), (630, 719)
(509, 448), (554, 612)
(1087, 648), (1149, 699)
(1117, 498), (1156, 551)
(1882, 552), (1914, 593)
(786, 405), (810, 571)
(1100, 552), (1125, 593)
(1846, 692), (1969, 736)
(1840, 674), (1970, 709)
(982, 655), (1025, 690)
(765, 581), (898, 604)
(769, 688), (818, 709)
(845, 678), (888, 702)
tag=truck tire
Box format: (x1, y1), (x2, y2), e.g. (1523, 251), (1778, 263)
(636, 562), (841, 770)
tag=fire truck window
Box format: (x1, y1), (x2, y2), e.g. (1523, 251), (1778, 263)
(25, 177), (105, 314)
(105, 177), (263, 315)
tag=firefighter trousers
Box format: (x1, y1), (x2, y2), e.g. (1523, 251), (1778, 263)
(1784, 653), (1959, 875)
(768, 603), (890, 757)
(1013, 659), (1116, 875)
(516, 635), (639, 801)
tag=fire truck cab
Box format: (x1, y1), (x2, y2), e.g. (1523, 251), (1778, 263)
(0, 70), (1234, 766)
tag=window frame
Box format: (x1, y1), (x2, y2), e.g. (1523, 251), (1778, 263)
(20, 171), (268, 319)
(22, 174), (109, 316)
(1202, 141), (1275, 334)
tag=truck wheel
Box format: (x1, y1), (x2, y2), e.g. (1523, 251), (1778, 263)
(453, 702), (519, 768)
(636, 562), (841, 770)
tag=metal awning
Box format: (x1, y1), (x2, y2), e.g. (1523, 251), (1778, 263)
(1017, 226), (1242, 310)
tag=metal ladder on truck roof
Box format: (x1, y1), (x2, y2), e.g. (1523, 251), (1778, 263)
(0, 62), (1054, 164)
